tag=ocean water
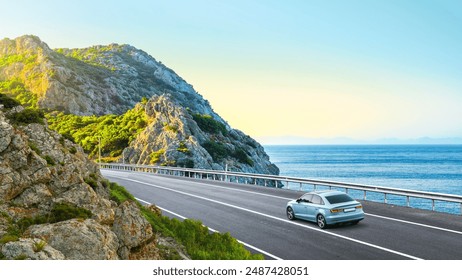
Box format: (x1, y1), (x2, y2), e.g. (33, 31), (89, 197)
(264, 145), (462, 214)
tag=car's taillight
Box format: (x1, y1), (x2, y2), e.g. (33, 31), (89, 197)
(330, 209), (342, 213)
(355, 205), (363, 209)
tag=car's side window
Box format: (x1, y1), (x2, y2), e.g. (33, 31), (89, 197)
(302, 194), (313, 203)
(312, 195), (324, 205)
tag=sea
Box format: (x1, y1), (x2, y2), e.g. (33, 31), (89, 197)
(264, 145), (462, 214)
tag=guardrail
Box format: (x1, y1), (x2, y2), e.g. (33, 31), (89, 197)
(100, 163), (462, 215)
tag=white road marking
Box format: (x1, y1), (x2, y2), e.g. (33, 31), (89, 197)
(135, 197), (283, 260)
(365, 213), (462, 235)
(107, 174), (423, 260)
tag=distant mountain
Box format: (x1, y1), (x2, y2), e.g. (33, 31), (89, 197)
(0, 35), (279, 175)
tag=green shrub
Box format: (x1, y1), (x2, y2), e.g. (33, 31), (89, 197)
(29, 142), (41, 155)
(177, 141), (191, 155)
(89, 173), (98, 180)
(14, 254), (28, 260)
(0, 234), (19, 244)
(164, 124), (178, 133)
(17, 216), (48, 232)
(44, 155), (56, 166)
(62, 132), (75, 143)
(202, 141), (230, 161)
(108, 181), (138, 205)
(49, 203), (92, 223)
(160, 160), (176, 167)
(8, 108), (44, 125)
(69, 146), (77, 154)
(0, 79), (38, 108)
(178, 159), (194, 168)
(193, 114), (227, 135)
(150, 149), (165, 164)
(84, 177), (98, 190)
(232, 148), (254, 166)
(0, 221), (21, 244)
(0, 93), (20, 109)
(33, 240), (47, 252)
(16, 203), (92, 230)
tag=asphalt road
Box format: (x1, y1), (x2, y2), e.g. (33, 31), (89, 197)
(102, 169), (462, 260)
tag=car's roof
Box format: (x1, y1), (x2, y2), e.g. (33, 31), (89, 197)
(305, 190), (346, 197)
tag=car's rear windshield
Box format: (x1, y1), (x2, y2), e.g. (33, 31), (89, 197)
(325, 194), (354, 204)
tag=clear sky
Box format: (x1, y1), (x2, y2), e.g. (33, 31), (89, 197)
(1, 0), (462, 144)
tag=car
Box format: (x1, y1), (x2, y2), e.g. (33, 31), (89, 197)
(286, 190), (364, 229)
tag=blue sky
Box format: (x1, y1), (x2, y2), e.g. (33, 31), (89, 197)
(1, 0), (461, 144)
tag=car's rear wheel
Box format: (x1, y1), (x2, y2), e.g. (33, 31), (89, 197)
(317, 214), (327, 229)
(287, 207), (295, 220)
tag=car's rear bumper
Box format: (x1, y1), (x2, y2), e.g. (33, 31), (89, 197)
(326, 211), (364, 224)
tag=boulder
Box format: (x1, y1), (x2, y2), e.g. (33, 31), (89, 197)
(0, 120), (12, 153)
(1, 238), (65, 260)
(27, 219), (119, 260)
(112, 201), (153, 259)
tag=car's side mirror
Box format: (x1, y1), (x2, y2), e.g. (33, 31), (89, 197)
(296, 198), (302, 203)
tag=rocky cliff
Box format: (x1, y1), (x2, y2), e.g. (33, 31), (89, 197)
(1, 35), (279, 175)
(0, 102), (186, 260)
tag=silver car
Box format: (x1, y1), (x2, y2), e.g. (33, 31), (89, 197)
(286, 190), (364, 229)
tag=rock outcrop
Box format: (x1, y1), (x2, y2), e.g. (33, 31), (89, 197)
(0, 105), (186, 260)
(112, 201), (153, 259)
(27, 219), (119, 260)
(1, 238), (65, 260)
(125, 95), (279, 174)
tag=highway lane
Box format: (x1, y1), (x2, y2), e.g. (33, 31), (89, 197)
(101, 169), (462, 260)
